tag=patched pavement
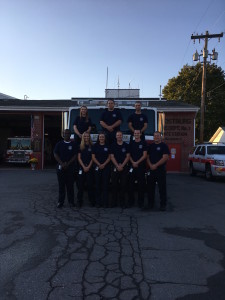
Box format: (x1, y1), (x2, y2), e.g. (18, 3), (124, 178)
(0, 169), (225, 299)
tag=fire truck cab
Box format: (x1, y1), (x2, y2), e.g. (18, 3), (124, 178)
(67, 99), (158, 143)
(6, 137), (33, 164)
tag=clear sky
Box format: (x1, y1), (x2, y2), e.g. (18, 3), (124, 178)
(0, 0), (225, 100)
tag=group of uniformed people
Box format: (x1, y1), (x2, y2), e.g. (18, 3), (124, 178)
(54, 100), (170, 211)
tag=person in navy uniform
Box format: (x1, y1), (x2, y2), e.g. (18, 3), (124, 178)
(54, 129), (78, 208)
(73, 106), (92, 144)
(77, 132), (95, 208)
(110, 131), (130, 208)
(92, 132), (111, 208)
(100, 99), (123, 144)
(127, 101), (148, 141)
(147, 131), (170, 211)
(128, 129), (147, 208)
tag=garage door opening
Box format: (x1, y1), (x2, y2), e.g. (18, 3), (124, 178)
(0, 113), (32, 166)
(44, 114), (62, 168)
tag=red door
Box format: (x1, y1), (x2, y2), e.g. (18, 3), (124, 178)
(167, 143), (181, 172)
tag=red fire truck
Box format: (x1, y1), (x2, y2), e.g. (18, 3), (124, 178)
(5, 137), (33, 164)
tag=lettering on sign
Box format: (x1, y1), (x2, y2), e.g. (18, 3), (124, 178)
(164, 119), (192, 140)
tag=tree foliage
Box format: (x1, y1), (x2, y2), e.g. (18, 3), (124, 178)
(163, 63), (225, 141)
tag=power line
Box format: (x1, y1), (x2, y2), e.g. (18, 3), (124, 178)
(179, 66), (202, 100)
(178, 0), (217, 74)
(178, 39), (191, 71)
(207, 81), (225, 94)
(193, 0), (215, 33)
(211, 10), (225, 29)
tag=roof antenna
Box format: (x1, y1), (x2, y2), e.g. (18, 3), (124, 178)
(159, 85), (162, 100)
(128, 78), (134, 89)
(117, 76), (120, 98)
(106, 67), (108, 90)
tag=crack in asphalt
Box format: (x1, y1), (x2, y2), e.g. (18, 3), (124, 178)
(1, 185), (151, 299)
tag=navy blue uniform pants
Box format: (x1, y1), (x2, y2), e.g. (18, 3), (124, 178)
(57, 166), (75, 204)
(128, 164), (146, 207)
(111, 166), (129, 207)
(77, 169), (95, 205)
(147, 168), (167, 208)
(94, 166), (110, 207)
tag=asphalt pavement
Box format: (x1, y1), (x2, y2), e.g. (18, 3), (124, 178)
(0, 169), (225, 300)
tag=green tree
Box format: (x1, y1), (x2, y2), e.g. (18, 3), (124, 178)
(163, 63), (225, 141)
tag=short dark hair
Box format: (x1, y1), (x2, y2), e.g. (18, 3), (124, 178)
(135, 101), (141, 105)
(134, 129), (141, 133)
(64, 129), (71, 134)
(116, 130), (123, 135)
(107, 99), (115, 104)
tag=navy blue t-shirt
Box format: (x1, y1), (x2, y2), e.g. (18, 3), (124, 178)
(129, 140), (147, 163)
(127, 113), (148, 131)
(110, 142), (130, 164)
(73, 116), (92, 134)
(148, 142), (170, 169)
(92, 143), (110, 164)
(78, 144), (92, 166)
(100, 109), (123, 133)
(54, 140), (78, 162)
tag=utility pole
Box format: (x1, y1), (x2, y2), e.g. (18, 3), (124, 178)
(191, 31), (223, 143)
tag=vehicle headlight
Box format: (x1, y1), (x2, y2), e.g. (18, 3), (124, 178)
(214, 160), (224, 166)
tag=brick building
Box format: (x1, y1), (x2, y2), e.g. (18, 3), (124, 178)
(0, 96), (199, 172)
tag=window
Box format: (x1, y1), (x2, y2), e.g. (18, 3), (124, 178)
(195, 146), (202, 155)
(7, 139), (31, 150)
(207, 146), (225, 155)
(200, 146), (206, 155)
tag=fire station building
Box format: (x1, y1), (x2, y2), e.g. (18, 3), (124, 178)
(0, 91), (199, 172)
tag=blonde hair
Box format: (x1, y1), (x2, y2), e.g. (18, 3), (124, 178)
(80, 105), (89, 122)
(80, 132), (92, 151)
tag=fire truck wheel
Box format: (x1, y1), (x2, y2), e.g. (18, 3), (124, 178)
(205, 164), (213, 181)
